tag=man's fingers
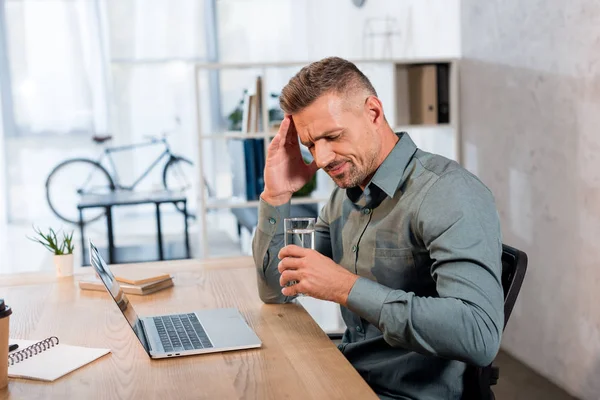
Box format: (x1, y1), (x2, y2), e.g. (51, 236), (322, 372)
(279, 270), (301, 287)
(279, 244), (308, 260)
(285, 116), (297, 143)
(278, 256), (302, 273)
(277, 116), (290, 136)
(277, 115), (292, 144)
(281, 280), (304, 297)
(268, 133), (282, 152)
(274, 117), (290, 150)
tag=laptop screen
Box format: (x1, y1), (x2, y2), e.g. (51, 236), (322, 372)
(89, 241), (151, 354)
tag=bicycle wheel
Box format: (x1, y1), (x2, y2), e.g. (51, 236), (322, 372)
(163, 156), (210, 218)
(46, 158), (115, 224)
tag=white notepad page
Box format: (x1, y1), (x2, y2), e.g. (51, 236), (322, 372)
(8, 339), (111, 382)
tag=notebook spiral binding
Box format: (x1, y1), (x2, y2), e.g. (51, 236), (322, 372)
(8, 336), (60, 366)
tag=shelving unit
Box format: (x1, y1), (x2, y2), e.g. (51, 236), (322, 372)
(193, 58), (459, 257)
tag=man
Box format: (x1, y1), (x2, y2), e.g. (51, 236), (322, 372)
(252, 57), (504, 399)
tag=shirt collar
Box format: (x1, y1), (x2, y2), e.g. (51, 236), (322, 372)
(347, 132), (418, 203)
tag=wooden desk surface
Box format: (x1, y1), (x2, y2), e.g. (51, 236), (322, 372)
(0, 257), (377, 400)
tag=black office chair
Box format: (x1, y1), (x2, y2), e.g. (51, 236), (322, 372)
(462, 244), (529, 400)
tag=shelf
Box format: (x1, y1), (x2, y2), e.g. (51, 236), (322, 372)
(199, 132), (274, 140)
(111, 57), (458, 68)
(200, 125), (452, 140)
(191, 58), (459, 70)
(205, 195), (330, 209)
(393, 123), (453, 132)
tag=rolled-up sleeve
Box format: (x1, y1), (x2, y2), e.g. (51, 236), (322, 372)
(346, 171), (504, 367)
(252, 199), (291, 304)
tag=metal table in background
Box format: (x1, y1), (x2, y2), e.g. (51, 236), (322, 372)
(77, 190), (191, 265)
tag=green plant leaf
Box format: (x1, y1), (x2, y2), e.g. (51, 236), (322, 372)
(28, 225), (73, 255)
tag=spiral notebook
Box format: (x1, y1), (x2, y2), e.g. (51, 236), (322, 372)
(8, 337), (111, 382)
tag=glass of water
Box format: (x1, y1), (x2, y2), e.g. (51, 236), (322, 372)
(284, 217), (315, 293)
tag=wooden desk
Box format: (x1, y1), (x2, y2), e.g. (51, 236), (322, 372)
(0, 257), (377, 400)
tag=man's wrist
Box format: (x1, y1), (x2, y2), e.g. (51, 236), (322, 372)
(260, 191), (292, 206)
(338, 273), (359, 307)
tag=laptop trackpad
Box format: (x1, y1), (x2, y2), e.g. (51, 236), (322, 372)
(196, 308), (261, 348)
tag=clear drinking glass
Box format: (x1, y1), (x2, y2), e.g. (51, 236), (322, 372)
(284, 217), (315, 293)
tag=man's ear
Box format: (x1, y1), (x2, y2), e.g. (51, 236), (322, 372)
(364, 95), (384, 126)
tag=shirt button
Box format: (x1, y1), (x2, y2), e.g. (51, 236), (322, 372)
(268, 217), (276, 225)
(356, 326), (363, 333)
(363, 208), (371, 215)
(351, 245), (358, 253)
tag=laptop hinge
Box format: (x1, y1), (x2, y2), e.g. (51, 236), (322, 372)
(138, 318), (153, 352)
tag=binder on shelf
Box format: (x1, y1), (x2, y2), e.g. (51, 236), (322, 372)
(406, 63), (451, 125)
(407, 65), (438, 124)
(229, 138), (265, 202)
(436, 64), (450, 123)
(241, 76), (263, 134)
(231, 74), (267, 201)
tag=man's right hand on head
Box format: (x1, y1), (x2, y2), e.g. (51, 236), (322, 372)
(261, 115), (318, 206)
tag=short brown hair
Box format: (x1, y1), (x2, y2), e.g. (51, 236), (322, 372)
(279, 57), (377, 114)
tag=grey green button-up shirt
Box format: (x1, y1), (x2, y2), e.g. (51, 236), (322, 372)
(252, 133), (504, 400)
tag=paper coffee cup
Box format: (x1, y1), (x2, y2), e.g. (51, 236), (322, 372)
(0, 299), (12, 389)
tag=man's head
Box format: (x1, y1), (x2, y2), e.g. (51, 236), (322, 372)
(280, 57), (395, 189)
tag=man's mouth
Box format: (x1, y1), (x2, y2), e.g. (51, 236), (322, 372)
(327, 162), (347, 175)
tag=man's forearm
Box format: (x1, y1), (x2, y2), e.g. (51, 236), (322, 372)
(347, 275), (502, 367)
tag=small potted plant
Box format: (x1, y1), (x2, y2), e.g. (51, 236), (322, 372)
(28, 226), (75, 277)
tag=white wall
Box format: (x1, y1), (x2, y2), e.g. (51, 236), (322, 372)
(461, 1), (600, 398)
(218, 0), (461, 62)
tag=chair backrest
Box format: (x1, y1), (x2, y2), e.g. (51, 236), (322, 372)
(500, 244), (528, 328)
(462, 244), (528, 400)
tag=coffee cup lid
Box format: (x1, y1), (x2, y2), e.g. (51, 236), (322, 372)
(0, 299), (12, 318)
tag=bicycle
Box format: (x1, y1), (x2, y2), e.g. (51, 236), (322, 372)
(45, 134), (211, 225)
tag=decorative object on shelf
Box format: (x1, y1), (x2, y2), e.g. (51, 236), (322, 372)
(362, 17), (401, 58)
(352, 0), (367, 8)
(227, 89), (248, 131)
(28, 226), (75, 277)
(228, 89), (284, 132)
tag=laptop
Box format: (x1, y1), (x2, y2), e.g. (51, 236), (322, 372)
(88, 240), (262, 359)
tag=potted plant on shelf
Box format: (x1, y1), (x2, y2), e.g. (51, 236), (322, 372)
(28, 226), (75, 277)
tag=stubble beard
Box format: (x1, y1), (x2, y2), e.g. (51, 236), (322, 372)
(329, 152), (379, 189)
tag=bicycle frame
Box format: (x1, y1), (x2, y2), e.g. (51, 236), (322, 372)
(95, 138), (174, 190)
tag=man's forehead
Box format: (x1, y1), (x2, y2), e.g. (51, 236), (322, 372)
(293, 94), (347, 139)
(294, 115), (342, 142)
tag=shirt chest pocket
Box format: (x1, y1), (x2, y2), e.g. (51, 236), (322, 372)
(371, 247), (418, 290)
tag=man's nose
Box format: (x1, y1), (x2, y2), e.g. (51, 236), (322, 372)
(314, 142), (335, 169)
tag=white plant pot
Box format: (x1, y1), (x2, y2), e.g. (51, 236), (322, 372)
(53, 254), (74, 277)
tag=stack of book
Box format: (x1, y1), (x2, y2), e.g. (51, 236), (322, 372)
(79, 268), (174, 296)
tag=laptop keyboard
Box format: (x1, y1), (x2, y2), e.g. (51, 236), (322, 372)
(153, 313), (214, 352)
